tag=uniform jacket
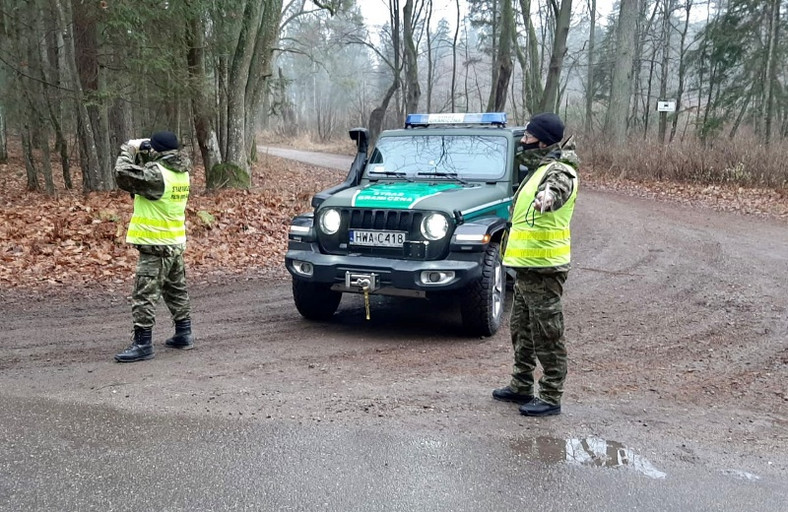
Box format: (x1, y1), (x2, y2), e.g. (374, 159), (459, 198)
(114, 144), (191, 200)
(509, 137), (580, 273)
(114, 144), (192, 250)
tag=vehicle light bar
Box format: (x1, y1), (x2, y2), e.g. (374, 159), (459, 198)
(405, 112), (507, 128)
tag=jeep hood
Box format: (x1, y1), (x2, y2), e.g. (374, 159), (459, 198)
(320, 181), (511, 219)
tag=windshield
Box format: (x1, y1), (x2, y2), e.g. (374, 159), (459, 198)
(365, 135), (508, 181)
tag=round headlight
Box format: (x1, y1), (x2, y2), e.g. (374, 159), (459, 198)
(319, 208), (341, 235)
(421, 213), (449, 240)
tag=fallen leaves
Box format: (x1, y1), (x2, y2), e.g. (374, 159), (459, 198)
(586, 175), (788, 219)
(0, 155), (345, 291)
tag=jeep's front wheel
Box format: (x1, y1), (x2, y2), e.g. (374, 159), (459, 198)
(460, 242), (504, 337)
(292, 279), (342, 321)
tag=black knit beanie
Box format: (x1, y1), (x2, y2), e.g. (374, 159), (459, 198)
(150, 131), (179, 152)
(526, 113), (564, 146)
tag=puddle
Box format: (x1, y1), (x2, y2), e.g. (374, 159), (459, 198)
(512, 436), (667, 479)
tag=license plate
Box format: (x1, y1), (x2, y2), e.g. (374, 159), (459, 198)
(349, 230), (407, 247)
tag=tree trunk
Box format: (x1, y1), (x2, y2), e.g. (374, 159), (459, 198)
(21, 126), (39, 191)
(603, 0), (638, 146)
(630, 0), (658, 133)
(52, 24), (72, 189)
(368, 0), (402, 141)
(403, 0), (421, 115)
(657, 0), (674, 144)
(729, 90), (753, 139)
(642, 43), (658, 139)
(369, 83), (399, 144)
(585, 0), (597, 134)
(451, 0), (460, 111)
(516, 0), (544, 114)
(0, 104), (7, 163)
(39, 123), (55, 195)
(762, 0), (779, 144)
(426, 0), (434, 112)
(53, 0), (102, 192)
(488, 0), (514, 112)
(246, 0), (285, 159)
(669, 0), (693, 143)
(186, 11), (222, 178)
(222, 0), (264, 187)
(539, 0), (573, 113)
(73, 0), (112, 190)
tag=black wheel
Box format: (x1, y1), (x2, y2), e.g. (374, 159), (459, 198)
(460, 242), (504, 337)
(292, 279), (342, 321)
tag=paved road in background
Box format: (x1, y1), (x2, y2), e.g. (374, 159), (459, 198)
(261, 145), (354, 170)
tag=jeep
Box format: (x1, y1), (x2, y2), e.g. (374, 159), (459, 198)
(285, 112), (527, 337)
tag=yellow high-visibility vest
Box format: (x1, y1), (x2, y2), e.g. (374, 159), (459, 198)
(126, 165), (190, 245)
(503, 162), (577, 268)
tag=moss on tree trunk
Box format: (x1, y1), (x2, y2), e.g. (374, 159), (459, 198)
(207, 163), (251, 189)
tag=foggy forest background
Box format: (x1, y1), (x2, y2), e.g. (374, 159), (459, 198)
(0, 0), (786, 194)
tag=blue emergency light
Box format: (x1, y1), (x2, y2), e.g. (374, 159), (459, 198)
(405, 112), (507, 128)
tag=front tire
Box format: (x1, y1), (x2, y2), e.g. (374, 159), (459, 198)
(460, 242), (504, 337)
(292, 279), (342, 321)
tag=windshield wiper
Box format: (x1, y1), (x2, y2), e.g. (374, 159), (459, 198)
(369, 170), (413, 181)
(416, 171), (468, 184)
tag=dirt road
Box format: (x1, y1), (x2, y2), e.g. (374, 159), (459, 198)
(1, 166), (787, 476)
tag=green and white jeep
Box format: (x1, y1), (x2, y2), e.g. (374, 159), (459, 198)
(285, 113), (527, 337)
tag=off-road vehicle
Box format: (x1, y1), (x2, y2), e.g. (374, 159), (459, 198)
(285, 112), (527, 337)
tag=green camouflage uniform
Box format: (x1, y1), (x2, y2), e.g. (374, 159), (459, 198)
(508, 138), (579, 405)
(114, 144), (192, 329)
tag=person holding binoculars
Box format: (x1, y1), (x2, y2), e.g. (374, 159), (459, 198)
(113, 131), (196, 363)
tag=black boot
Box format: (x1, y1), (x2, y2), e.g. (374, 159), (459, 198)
(492, 386), (534, 404)
(165, 318), (194, 350)
(519, 397), (561, 416)
(115, 327), (154, 363)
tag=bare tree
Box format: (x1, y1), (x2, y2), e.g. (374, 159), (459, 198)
(487, 0), (514, 111)
(669, 0), (694, 142)
(451, 0), (461, 110)
(513, 0), (544, 114)
(539, 0), (573, 113)
(185, 9), (222, 178)
(603, 0), (639, 145)
(403, 0), (422, 114)
(762, 0), (780, 143)
(368, 0), (403, 142)
(585, 0), (597, 134)
(53, 0), (103, 192)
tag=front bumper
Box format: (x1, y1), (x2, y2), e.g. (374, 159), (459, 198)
(285, 242), (486, 297)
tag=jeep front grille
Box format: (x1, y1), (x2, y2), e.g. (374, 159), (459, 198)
(317, 208), (452, 260)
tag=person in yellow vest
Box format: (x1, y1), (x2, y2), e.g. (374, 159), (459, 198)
(493, 113), (579, 416)
(113, 131), (194, 362)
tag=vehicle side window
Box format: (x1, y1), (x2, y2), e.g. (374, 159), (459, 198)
(369, 147), (383, 164)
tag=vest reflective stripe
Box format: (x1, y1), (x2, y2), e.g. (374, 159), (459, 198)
(126, 165), (190, 245)
(507, 228), (571, 241)
(504, 245), (571, 259)
(503, 162), (577, 268)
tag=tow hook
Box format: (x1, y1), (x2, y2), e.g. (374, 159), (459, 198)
(344, 272), (379, 320)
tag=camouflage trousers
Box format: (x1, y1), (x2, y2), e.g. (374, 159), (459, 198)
(508, 269), (568, 405)
(131, 245), (191, 329)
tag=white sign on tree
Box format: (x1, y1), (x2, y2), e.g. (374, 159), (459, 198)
(657, 101), (676, 112)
